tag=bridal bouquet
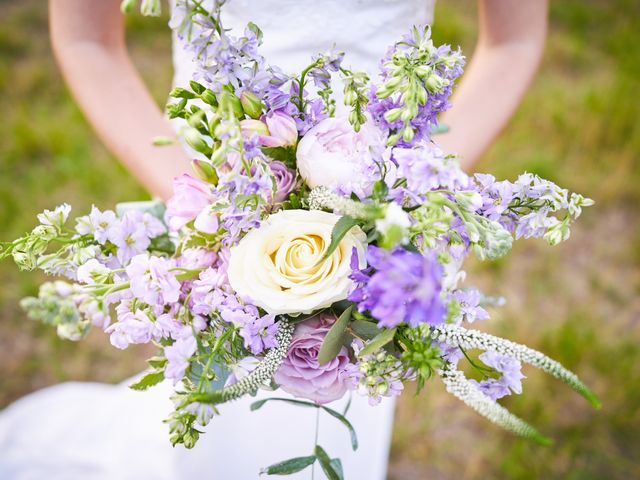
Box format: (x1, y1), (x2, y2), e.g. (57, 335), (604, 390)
(1, 0), (599, 476)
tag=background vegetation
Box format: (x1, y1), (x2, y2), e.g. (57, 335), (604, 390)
(0, 1), (638, 478)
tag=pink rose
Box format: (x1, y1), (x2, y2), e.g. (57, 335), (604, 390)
(165, 174), (213, 231)
(274, 313), (353, 404)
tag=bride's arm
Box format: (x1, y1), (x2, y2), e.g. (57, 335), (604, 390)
(438, 0), (549, 170)
(49, 0), (189, 200)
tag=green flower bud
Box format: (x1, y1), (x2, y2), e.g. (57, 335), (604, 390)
(383, 108), (403, 123)
(219, 92), (244, 119)
(191, 159), (219, 185)
(120, 0), (137, 14)
(184, 128), (211, 155)
(425, 73), (449, 94)
(140, 0), (161, 16)
(240, 91), (264, 119)
(200, 89), (218, 107)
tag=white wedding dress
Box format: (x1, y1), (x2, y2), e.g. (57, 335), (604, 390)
(0, 1), (435, 479)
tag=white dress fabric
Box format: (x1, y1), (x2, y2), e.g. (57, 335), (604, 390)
(0, 1), (435, 479)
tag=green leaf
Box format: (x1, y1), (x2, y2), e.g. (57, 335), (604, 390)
(349, 319), (379, 341)
(330, 458), (344, 480)
(318, 306), (353, 365)
(319, 405), (358, 451)
(358, 327), (397, 358)
(314, 446), (341, 480)
(316, 216), (359, 267)
(129, 371), (164, 391)
(250, 397), (319, 412)
(261, 146), (297, 167)
(251, 397), (358, 450)
(146, 356), (167, 369)
(260, 455), (316, 475)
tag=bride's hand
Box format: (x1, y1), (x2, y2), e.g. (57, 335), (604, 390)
(438, 0), (549, 171)
(49, 0), (189, 200)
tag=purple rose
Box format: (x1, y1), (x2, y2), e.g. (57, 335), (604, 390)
(274, 313), (352, 404)
(268, 161), (296, 203)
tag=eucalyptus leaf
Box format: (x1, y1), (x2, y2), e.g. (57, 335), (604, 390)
(316, 216), (359, 266)
(358, 327), (397, 358)
(250, 397), (319, 412)
(318, 306), (353, 365)
(330, 458), (344, 480)
(319, 405), (358, 450)
(314, 446), (341, 480)
(250, 397), (358, 450)
(349, 319), (379, 341)
(260, 455), (316, 475)
(129, 371), (164, 391)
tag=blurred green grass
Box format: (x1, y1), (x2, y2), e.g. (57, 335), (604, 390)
(0, 1), (638, 479)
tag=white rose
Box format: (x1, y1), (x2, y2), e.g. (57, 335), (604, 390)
(296, 116), (393, 197)
(227, 210), (366, 315)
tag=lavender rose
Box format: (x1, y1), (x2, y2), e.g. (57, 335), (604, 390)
(268, 161), (296, 203)
(274, 313), (353, 404)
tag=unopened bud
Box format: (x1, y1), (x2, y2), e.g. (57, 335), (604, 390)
(191, 159), (218, 185)
(120, 0), (137, 14)
(219, 92), (244, 119)
(184, 128), (211, 155)
(140, 0), (161, 16)
(240, 91), (264, 119)
(200, 89), (218, 107)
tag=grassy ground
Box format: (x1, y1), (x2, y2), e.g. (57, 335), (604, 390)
(0, 1), (638, 478)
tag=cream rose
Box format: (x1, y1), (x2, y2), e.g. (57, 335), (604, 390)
(227, 210), (366, 315)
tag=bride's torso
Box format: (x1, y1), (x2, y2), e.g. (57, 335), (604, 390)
(172, 0), (436, 88)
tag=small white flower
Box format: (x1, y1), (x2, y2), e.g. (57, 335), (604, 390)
(375, 202), (412, 247)
(37, 204), (71, 229)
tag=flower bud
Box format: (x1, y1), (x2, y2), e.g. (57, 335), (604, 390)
(383, 108), (403, 123)
(425, 73), (449, 94)
(240, 91), (264, 119)
(239, 119), (269, 138)
(184, 128), (211, 155)
(219, 91), (244, 118)
(120, 0), (137, 14)
(263, 111), (298, 147)
(140, 0), (161, 16)
(200, 89), (218, 107)
(191, 159), (219, 185)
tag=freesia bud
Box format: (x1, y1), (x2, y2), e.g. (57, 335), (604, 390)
(240, 91), (264, 119)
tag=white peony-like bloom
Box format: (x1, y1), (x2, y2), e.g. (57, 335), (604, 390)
(296, 116), (392, 197)
(227, 210), (366, 315)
